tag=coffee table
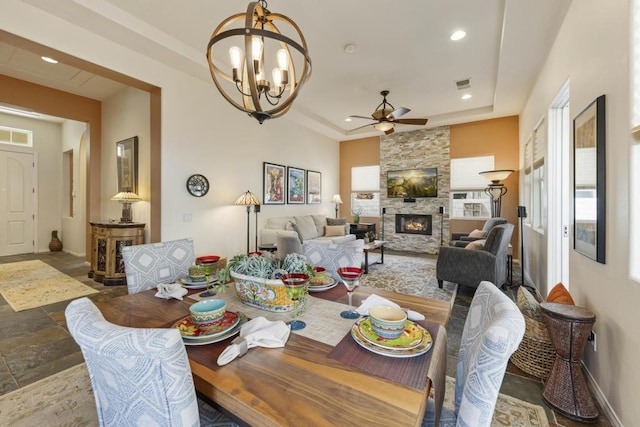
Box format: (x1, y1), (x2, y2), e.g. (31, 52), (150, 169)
(363, 240), (386, 274)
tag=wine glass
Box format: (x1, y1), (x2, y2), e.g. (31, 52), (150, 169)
(337, 267), (363, 319)
(281, 273), (309, 330)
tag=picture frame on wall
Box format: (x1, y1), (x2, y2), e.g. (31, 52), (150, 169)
(287, 166), (305, 204)
(573, 94), (606, 264)
(306, 170), (321, 204)
(116, 136), (138, 194)
(263, 162), (286, 204)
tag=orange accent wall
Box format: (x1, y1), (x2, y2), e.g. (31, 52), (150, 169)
(339, 136), (381, 230)
(450, 115), (520, 257)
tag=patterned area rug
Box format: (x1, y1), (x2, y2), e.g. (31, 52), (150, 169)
(360, 253), (457, 304)
(0, 260), (98, 312)
(0, 363), (238, 427)
(423, 376), (550, 427)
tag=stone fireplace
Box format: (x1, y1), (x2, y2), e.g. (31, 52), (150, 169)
(395, 214), (433, 235)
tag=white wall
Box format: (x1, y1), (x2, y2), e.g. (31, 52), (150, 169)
(0, 0), (339, 260)
(101, 87), (151, 241)
(61, 119), (88, 256)
(520, 0), (632, 423)
(0, 112), (62, 252)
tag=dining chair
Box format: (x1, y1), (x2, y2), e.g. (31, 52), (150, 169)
(303, 239), (364, 281)
(65, 297), (238, 427)
(424, 281), (525, 426)
(121, 238), (195, 294)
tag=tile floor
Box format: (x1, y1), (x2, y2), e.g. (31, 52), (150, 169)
(0, 251), (613, 426)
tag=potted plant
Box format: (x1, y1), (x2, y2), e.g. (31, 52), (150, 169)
(365, 231), (376, 243)
(218, 252), (313, 312)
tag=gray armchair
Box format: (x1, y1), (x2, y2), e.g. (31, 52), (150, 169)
(449, 217), (507, 247)
(437, 223), (514, 289)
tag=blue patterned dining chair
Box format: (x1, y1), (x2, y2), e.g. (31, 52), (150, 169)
(121, 238), (195, 294)
(424, 281), (525, 426)
(66, 297), (237, 427)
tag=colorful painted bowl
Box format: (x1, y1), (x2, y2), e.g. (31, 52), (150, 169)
(369, 306), (407, 340)
(314, 266), (327, 276)
(189, 299), (227, 330)
(196, 256), (221, 276)
(188, 265), (207, 282)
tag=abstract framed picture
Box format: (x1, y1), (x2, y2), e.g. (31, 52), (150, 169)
(263, 162), (286, 204)
(306, 170), (321, 204)
(573, 94), (606, 264)
(287, 166), (305, 204)
(116, 136), (138, 194)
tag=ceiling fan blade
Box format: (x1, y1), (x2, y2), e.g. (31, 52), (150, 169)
(387, 107), (410, 119)
(349, 123), (375, 132)
(385, 127), (395, 135)
(394, 118), (429, 126)
(349, 115), (377, 121)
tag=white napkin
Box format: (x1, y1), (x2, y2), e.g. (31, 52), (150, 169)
(217, 317), (291, 366)
(154, 283), (188, 300)
(356, 294), (425, 321)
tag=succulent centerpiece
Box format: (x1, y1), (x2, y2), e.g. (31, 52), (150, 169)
(218, 252), (314, 312)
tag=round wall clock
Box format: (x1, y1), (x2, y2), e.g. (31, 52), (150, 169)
(186, 174), (209, 197)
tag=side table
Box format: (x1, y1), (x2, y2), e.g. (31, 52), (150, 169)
(540, 302), (598, 422)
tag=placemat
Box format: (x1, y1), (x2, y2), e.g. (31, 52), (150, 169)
(328, 320), (442, 391)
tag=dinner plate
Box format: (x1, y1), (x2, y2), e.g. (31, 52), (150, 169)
(356, 317), (425, 350)
(179, 312), (247, 346)
(172, 310), (240, 340)
(179, 276), (218, 289)
(308, 276), (338, 292)
(350, 320), (433, 358)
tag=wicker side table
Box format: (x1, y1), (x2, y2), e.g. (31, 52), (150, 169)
(540, 302), (598, 423)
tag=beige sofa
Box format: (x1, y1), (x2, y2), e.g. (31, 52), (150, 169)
(260, 215), (356, 246)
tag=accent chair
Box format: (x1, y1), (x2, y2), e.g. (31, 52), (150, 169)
(449, 217), (507, 247)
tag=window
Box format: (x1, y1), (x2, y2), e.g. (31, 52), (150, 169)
(0, 125), (33, 147)
(524, 118), (547, 231)
(450, 155), (494, 219)
(351, 165), (380, 217)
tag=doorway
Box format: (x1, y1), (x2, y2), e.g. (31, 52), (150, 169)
(0, 150), (35, 256)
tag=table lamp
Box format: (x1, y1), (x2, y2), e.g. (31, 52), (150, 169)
(332, 194), (343, 218)
(111, 191), (141, 223)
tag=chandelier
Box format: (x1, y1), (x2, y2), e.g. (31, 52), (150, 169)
(206, 1), (312, 124)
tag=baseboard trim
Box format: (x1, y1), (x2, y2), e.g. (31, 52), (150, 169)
(582, 362), (623, 427)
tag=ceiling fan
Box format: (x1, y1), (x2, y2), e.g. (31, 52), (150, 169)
(349, 90), (428, 135)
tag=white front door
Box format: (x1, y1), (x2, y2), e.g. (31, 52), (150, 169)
(0, 150), (35, 256)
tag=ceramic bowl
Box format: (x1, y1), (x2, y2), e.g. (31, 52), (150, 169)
(369, 306), (407, 340)
(188, 265), (207, 282)
(196, 256), (221, 275)
(189, 299), (227, 329)
(314, 266), (327, 276)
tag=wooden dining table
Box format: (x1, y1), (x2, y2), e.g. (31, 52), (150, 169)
(96, 285), (452, 427)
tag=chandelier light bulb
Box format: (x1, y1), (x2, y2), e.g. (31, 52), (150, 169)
(229, 46), (243, 69)
(272, 68), (283, 88)
(251, 37), (263, 62)
(277, 48), (289, 70)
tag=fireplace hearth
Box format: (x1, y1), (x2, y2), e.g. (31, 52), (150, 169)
(395, 214), (432, 235)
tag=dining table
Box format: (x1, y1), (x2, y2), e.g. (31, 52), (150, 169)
(96, 283), (452, 427)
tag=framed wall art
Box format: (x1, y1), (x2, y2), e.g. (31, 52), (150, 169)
(287, 166), (305, 204)
(573, 94), (606, 264)
(306, 170), (321, 204)
(116, 136), (138, 194)
(263, 162), (286, 204)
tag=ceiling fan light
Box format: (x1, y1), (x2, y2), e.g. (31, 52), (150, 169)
(374, 122), (394, 132)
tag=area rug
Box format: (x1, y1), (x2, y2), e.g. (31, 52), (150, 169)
(0, 363), (237, 427)
(360, 254), (457, 304)
(422, 376), (551, 427)
(0, 260), (98, 311)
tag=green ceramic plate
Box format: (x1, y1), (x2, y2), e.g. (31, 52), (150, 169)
(357, 317), (426, 350)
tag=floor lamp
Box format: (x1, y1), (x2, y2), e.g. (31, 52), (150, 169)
(234, 190), (261, 254)
(479, 169), (514, 217)
(516, 205), (527, 287)
(332, 194), (343, 218)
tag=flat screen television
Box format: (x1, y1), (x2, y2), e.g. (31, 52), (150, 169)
(387, 168), (438, 198)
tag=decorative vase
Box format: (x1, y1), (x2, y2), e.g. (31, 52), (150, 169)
(49, 230), (63, 252)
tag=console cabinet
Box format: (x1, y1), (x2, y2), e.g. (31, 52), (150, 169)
(89, 221), (145, 286)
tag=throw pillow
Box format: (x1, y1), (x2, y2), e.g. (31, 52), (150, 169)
(324, 225), (345, 237)
(294, 215), (320, 241)
(516, 286), (543, 322)
(327, 217), (347, 225)
(468, 229), (487, 238)
(465, 240), (485, 250)
(290, 223), (304, 243)
(547, 282), (575, 305)
(311, 215), (327, 236)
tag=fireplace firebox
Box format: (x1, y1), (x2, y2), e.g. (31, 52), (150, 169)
(395, 214), (432, 235)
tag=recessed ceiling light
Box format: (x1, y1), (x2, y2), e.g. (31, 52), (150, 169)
(41, 56), (58, 64)
(344, 117), (352, 122)
(461, 94), (472, 100)
(450, 30), (466, 41)
(343, 44), (356, 54)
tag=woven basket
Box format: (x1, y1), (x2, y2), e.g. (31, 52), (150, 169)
(231, 271), (294, 312)
(511, 314), (555, 379)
